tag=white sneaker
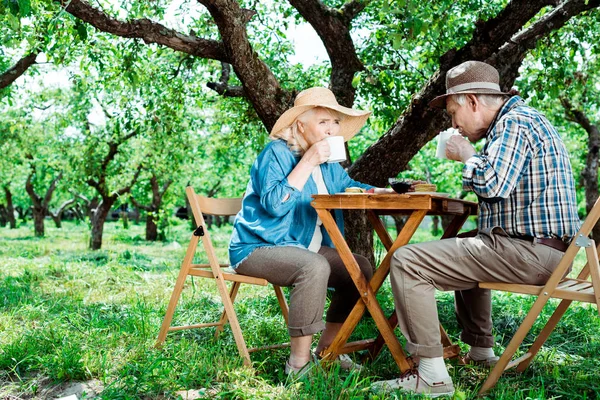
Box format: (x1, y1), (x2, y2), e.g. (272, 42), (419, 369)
(371, 370), (455, 398)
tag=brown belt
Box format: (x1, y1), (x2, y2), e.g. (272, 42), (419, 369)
(511, 235), (569, 252)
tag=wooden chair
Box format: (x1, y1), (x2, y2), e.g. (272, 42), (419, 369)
(155, 187), (289, 367)
(478, 196), (600, 394)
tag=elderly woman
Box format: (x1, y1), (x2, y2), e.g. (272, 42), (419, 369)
(229, 87), (390, 375)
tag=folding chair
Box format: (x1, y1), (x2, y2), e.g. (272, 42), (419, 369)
(478, 196), (600, 394)
(156, 187), (289, 367)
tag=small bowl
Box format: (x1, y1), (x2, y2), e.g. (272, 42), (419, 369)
(388, 178), (411, 194)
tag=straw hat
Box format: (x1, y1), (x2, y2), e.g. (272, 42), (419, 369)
(270, 87), (371, 142)
(429, 61), (510, 109)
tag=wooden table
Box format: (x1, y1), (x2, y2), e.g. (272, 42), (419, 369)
(311, 193), (478, 372)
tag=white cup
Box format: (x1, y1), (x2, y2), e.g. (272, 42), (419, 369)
(325, 136), (346, 163)
(436, 128), (460, 159)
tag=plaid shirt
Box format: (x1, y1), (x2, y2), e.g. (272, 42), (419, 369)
(463, 96), (580, 240)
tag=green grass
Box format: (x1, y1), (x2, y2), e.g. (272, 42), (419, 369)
(0, 219), (599, 399)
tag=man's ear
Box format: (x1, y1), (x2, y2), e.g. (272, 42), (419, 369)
(297, 120), (304, 133)
(467, 94), (479, 111)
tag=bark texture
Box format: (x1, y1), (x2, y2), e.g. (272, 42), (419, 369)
(85, 132), (141, 249)
(0, 52), (38, 89)
(25, 169), (62, 237)
(131, 175), (172, 241)
(50, 199), (75, 228)
(3, 185), (17, 229)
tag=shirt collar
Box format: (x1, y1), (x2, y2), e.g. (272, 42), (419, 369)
(484, 95), (524, 138)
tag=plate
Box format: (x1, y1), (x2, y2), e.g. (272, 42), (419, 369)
(336, 192), (370, 195)
(409, 192), (450, 197)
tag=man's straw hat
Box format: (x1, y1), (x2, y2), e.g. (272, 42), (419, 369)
(429, 61), (510, 109)
(270, 87), (371, 142)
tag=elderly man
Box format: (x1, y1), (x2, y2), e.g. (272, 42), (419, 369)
(372, 61), (580, 397)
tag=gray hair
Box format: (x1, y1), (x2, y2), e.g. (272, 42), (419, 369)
(452, 93), (509, 108)
(270, 107), (343, 157)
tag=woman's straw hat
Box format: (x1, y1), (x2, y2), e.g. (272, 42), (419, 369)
(270, 87), (371, 142)
(429, 61), (510, 109)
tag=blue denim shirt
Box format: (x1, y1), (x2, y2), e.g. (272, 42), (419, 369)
(229, 139), (373, 268)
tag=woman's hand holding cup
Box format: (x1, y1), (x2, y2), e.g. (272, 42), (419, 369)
(302, 140), (331, 166)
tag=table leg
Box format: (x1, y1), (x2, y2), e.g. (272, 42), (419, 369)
(318, 208), (427, 372)
(368, 210), (471, 361)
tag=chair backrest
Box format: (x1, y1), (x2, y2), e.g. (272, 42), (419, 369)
(186, 187), (242, 226)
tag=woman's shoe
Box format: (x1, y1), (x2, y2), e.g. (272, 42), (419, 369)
(315, 351), (363, 371)
(285, 359), (314, 378)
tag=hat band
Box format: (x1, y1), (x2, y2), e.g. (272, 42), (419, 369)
(447, 82), (501, 94)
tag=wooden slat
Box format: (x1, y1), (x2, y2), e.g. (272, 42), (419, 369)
(196, 196), (242, 216)
(188, 268), (269, 285)
(312, 193), (433, 211)
(443, 344), (461, 359)
(169, 322), (221, 331)
(480, 279), (597, 302)
(505, 353), (532, 371)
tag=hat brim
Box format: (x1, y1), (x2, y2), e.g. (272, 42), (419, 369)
(429, 89), (511, 109)
(270, 103), (371, 142)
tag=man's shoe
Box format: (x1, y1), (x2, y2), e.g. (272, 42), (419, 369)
(459, 353), (499, 368)
(371, 370), (455, 398)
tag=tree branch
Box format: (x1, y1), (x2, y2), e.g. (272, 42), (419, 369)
(199, 0), (292, 130)
(0, 52), (38, 89)
(43, 172), (63, 206)
(206, 62), (245, 97)
(57, 0), (228, 61)
(350, 0), (600, 186)
(25, 168), (42, 207)
(115, 164), (143, 197)
(288, 0), (365, 106)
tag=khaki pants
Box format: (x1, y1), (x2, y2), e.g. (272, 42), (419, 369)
(236, 246), (373, 337)
(390, 227), (564, 357)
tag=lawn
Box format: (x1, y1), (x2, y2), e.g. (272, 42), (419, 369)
(0, 218), (599, 399)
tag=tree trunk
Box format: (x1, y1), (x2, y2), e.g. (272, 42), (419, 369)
(32, 208), (45, 237)
(3, 185), (16, 229)
(146, 212), (158, 241)
(0, 205), (7, 227)
(51, 215), (62, 228)
(343, 210), (375, 268)
(15, 206), (27, 222)
(90, 200), (114, 250)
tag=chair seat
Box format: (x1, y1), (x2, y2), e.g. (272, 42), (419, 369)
(480, 278), (596, 303)
(189, 265), (269, 286)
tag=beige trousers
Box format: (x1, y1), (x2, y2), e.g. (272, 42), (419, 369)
(389, 226), (564, 357)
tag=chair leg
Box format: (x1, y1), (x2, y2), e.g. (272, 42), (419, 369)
(515, 298), (572, 372)
(155, 236), (199, 347)
(273, 285), (289, 324)
(479, 294), (552, 395)
(215, 281), (241, 337)
(585, 246), (600, 315)
(214, 276), (252, 367)
(516, 263), (592, 372)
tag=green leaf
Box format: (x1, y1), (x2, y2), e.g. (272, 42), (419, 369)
(7, 0), (19, 16)
(75, 21), (88, 41)
(351, 74), (361, 89)
(17, 0), (30, 16)
(392, 33), (403, 50)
